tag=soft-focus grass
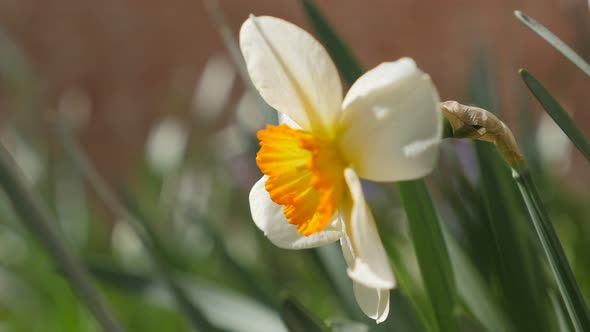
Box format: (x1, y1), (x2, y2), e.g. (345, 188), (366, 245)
(0, 2), (588, 332)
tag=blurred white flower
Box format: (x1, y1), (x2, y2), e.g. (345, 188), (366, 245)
(145, 117), (189, 175)
(146, 277), (287, 332)
(192, 55), (236, 122)
(536, 113), (572, 176)
(112, 220), (148, 270)
(241, 15), (442, 323)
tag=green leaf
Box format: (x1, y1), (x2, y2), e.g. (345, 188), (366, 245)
(549, 291), (575, 332)
(514, 11), (590, 78)
(519, 68), (590, 162)
(381, 233), (436, 332)
(397, 181), (459, 332)
(300, 1), (459, 330)
(280, 294), (328, 332)
(513, 167), (590, 331)
(443, 226), (515, 332)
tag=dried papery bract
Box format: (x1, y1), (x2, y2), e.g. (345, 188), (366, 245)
(440, 101), (524, 168)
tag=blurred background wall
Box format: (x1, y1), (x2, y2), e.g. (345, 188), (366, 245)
(0, 0), (587, 189)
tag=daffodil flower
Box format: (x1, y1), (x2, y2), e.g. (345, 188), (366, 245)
(241, 15), (441, 323)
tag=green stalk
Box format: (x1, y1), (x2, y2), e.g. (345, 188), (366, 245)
(0, 144), (125, 332)
(512, 166), (590, 332)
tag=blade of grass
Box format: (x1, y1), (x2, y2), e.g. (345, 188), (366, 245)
(437, 146), (496, 280)
(550, 291), (575, 332)
(397, 181), (458, 332)
(57, 123), (227, 332)
(300, 1), (458, 330)
(0, 143), (125, 332)
(519, 68), (590, 161)
(514, 11), (590, 78)
(442, 223), (515, 332)
(513, 166), (590, 331)
(381, 233), (436, 332)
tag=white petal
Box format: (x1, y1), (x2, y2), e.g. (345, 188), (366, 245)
(353, 282), (390, 324)
(341, 231), (391, 323)
(338, 58), (442, 182)
(343, 168), (395, 289)
(339, 230), (354, 267)
(249, 176), (342, 249)
(278, 113), (301, 129)
(239, 15), (343, 134)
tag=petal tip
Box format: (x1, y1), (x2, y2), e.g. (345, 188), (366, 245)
(347, 260), (396, 290)
(375, 307), (389, 324)
(352, 282), (391, 323)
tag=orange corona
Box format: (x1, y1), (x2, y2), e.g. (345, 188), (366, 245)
(256, 124), (347, 236)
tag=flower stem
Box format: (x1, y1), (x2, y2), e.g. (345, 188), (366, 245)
(512, 166), (590, 332)
(0, 144), (125, 332)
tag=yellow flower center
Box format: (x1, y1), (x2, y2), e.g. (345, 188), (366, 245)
(256, 124), (347, 236)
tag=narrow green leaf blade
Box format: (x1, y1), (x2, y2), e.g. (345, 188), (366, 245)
(513, 168), (590, 331)
(519, 68), (590, 161)
(381, 232), (437, 332)
(280, 295), (328, 332)
(443, 225), (515, 332)
(514, 10), (590, 77)
(397, 181), (459, 332)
